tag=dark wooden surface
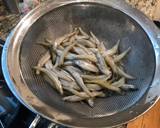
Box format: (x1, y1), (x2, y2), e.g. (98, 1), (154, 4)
(127, 100), (160, 128)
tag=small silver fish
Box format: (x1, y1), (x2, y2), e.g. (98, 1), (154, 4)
(81, 74), (110, 81)
(90, 31), (100, 46)
(86, 84), (102, 91)
(65, 66), (93, 97)
(104, 40), (120, 56)
(78, 27), (90, 38)
(74, 60), (99, 73)
(63, 61), (74, 66)
(98, 41), (106, 53)
(95, 51), (111, 76)
(114, 47), (131, 62)
(72, 46), (87, 55)
(76, 43), (94, 55)
(77, 39), (96, 48)
(54, 30), (78, 48)
(33, 67), (63, 95)
(117, 67), (135, 79)
(87, 99), (94, 107)
(75, 35), (89, 40)
(45, 60), (54, 69)
(104, 55), (117, 73)
(63, 91), (105, 102)
(63, 86), (88, 98)
(111, 77), (125, 87)
(85, 80), (122, 94)
(120, 84), (138, 91)
(51, 68), (74, 82)
(36, 51), (51, 75)
(59, 42), (77, 66)
(60, 79), (80, 90)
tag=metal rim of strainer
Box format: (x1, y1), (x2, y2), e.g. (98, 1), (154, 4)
(2, 0), (160, 127)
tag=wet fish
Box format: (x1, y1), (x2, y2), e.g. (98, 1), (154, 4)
(104, 55), (117, 73)
(104, 40), (120, 56)
(59, 42), (77, 66)
(94, 51), (111, 76)
(63, 86), (88, 98)
(111, 77), (125, 87)
(75, 35), (89, 40)
(117, 66), (135, 79)
(85, 80), (122, 94)
(112, 77), (137, 91)
(81, 74), (110, 81)
(51, 68), (74, 82)
(77, 39), (96, 48)
(63, 91), (105, 102)
(60, 79), (80, 90)
(72, 46), (88, 55)
(66, 54), (96, 62)
(58, 45), (64, 50)
(63, 61), (74, 66)
(36, 51), (51, 75)
(78, 27), (90, 38)
(90, 31), (100, 46)
(76, 43), (94, 55)
(54, 30), (78, 48)
(45, 60), (54, 69)
(33, 67), (63, 95)
(120, 84), (138, 91)
(86, 84), (102, 91)
(65, 66), (93, 97)
(61, 42), (72, 47)
(74, 55), (96, 62)
(53, 56), (60, 68)
(114, 47), (131, 62)
(34, 28), (137, 107)
(87, 99), (94, 107)
(98, 41), (106, 52)
(74, 60), (99, 73)
(57, 49), (95, 62)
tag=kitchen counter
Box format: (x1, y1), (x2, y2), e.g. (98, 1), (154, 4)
(0, 0), (20, 40)
(1, 0), (160, 40)
(126, 0), (160, 21)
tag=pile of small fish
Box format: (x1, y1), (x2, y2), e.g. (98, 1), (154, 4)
(33, 27), (137, 107)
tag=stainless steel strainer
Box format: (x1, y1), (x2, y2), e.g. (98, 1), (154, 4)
(2, 0), (160, 127)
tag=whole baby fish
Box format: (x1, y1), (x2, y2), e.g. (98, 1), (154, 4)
(114, 47), (131, 62)
(60, 79), (80, 90)
(36, 51), (51, 75)
(103, 40), (120, 56)
(85, 79), (122, 94)
(33, 67), (63, 95)
(59, 42), (77, 66)
(65, 66), (93, 97)
(74, 60), (99, 73)
(94, 51), (111, 76)
(90, 31), (100, 46)
(63, 91), (105, 102)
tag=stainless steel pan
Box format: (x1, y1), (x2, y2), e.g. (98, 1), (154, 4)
(2, 0), (160, 127)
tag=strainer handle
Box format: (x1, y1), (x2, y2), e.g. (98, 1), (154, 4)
(47, 122), (57, 128)
(29, 115), (41, 128)
(0, 120), (4, 128)
(29, 114), (60, 128)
